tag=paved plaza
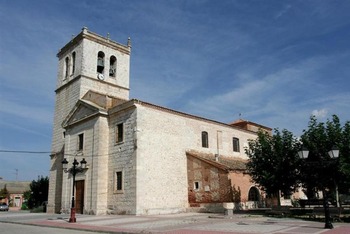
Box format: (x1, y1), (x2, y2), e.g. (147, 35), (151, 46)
(1, 212), (350, 234)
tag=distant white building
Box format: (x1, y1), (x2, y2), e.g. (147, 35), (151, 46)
(0, 180), (30, 209)
(47, 28), (271, 215)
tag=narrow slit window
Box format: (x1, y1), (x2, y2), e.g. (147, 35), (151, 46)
(71, 52), (76, 75)
(201, 131), (208, 148)
(194, 181), (200, 190)
(116, 123), (124, 143)
(78, 133), (84, 151)
(116, 171), (123, 191)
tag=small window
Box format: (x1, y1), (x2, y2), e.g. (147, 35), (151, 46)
(78, 133), (84, 151)
(109, 56), (117, 77)
(201, 131), (208, 148)
(194, 181), (200, 190)
(97, 51), (105, 74)
(71, 52), (76, 75)
(116, 123), (124, 143)
(115, 171), (123, 191)
(64, 57), (70, 78)
(233, 137), (240, 152)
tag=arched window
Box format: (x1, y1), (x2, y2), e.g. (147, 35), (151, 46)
(109, 56), (117, 77)
(97, 51), (105, 74)
(248, 187), (260, 201)
(64, 56), (70, 79)
(201, 131), (208, 148)
(71, 52), (76, 75)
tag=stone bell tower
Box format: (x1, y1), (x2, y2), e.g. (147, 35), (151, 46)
(47, 27), (131, 213)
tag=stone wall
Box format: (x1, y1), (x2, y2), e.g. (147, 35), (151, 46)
(80, 38), (130, 91)
(133, 102), (258, 215)
(107, 107), (137, 215)
(48, 28), (131, 214)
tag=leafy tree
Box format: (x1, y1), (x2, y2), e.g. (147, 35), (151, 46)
(300, 115), (350, 204)
(339, 121), (350, 192)
(245, 129), (301, 207)
(0, 184), (10, 201)
(25, 176), (49, 209)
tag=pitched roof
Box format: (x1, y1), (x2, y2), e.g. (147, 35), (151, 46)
(64, 89), (270, 137)
(62, 90), (130, 128)
(110, 99), (263, 135)
(229, 118), (272, 134)
(82, 90), (128, 109)
(186, 150), (247, 171)
(61, 99), (106, 128)
(0, 181), (30, 194)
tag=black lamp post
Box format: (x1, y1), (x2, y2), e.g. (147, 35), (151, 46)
(62, 157), (87, 223)
(298, 146), (339, 229)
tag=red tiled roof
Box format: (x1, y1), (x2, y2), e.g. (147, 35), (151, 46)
(186, 150), (247, 171)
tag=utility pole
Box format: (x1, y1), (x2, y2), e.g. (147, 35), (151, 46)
(15, 169), (18, 181)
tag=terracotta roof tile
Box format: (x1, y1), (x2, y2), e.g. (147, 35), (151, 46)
(186, 150), (247, 171)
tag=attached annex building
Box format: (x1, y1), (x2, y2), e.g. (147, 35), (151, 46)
(47, 28), (271, 215)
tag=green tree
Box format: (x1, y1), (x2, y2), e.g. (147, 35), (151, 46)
(245, 129), (301, 207)
(340, 121), (350, 188)
(25, 176), (49, 209)
(0, 184), (10, 201)
(300, 115), (350, 204)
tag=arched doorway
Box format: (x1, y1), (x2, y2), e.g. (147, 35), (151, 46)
(248, 187), (260, 208)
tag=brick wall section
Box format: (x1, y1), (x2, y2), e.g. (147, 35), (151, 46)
(229, 171), (254, 202)
(187, 156), (232, 205)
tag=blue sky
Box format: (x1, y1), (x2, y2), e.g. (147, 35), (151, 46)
(0, 0), (349, 181)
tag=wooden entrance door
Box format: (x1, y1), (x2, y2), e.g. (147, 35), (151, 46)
(75, 180), (84, 214)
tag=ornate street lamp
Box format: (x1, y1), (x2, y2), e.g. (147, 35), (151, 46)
(298, 146), (339, 229)
(62, 158), (87, 223)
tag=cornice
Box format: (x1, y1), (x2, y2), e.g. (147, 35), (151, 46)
(57, 27), (131, 58)
(55, 75), (130, 93)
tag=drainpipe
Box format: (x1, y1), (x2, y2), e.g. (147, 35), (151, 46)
(216, 131), (220, 161)
(90, 127), (95, 212)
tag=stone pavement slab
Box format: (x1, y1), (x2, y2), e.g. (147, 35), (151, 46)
(2, 212), (350, 234)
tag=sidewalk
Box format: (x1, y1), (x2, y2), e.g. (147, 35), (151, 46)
(23, 213), (350, 234)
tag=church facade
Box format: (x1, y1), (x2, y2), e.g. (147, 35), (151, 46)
(47, 28), (271, 215)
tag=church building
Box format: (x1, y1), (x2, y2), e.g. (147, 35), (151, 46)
(47, 28), (271, 215)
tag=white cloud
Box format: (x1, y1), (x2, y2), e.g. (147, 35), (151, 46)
(275, 4), (292, 19)
(0, 99), (53, 125)
(1, 0), (349, 180)
(179, 52), (349, 135)
(311, 108), (328, 118)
